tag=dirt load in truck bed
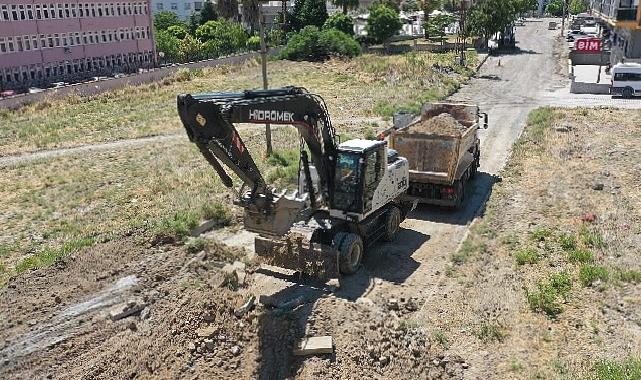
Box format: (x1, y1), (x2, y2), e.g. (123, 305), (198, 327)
(405, 113), (467, 137)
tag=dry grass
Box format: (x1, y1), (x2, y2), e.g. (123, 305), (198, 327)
(455, 107), (641, 378)
(0, 52), (477, 157)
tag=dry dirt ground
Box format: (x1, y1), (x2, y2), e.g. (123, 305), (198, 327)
(2, 19), (641, 380)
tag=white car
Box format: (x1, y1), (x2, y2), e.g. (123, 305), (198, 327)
(28, 87), (45, 94)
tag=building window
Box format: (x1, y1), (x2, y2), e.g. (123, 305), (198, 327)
(194, 2), (203, 11)
(185, 2), (191, 10)
(171, 3), (178, 10)
(157, 3), (164, 10)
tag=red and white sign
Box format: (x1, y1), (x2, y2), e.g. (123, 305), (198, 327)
(575, 38), (601, 52)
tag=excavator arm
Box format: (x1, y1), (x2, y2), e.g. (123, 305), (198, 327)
(176, 86), (339, 237)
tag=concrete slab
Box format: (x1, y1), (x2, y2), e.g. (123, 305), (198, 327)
(293, 336), (334, 356)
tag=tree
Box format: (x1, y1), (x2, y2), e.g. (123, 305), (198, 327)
(200, 2), (219, 23)
(467, 0), (517, 41)
(332, 0), (359, 14)
(366, 4), (402, 43)
(188, 12), (201, 34)
(290, 0), (328, 30)
(155, 30), (181, 61)
(179, 34), (203, 61)
(217, 0), (239, 20)
(196, 20), (248, 56)
(421, 0), (442, 39)
(280, 25), (360, 60)
(545, 0), (564, 16)
(166, 24), (188, 39)
(424, 13), (455, 43)
(323, 13), (354, 35)
(242, 0), (259, 34)
(569, 0), (586, 15)
(154, 11), (183, 31)
(402, 0), (419, 12)
(371, 0), (400, 12)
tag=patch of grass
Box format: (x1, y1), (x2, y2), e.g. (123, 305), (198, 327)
(587, 357), (641, 380)
(475, 321), (507, 343)
(558, 232), (577, 251)
(201, 202), (231, 226)
(0, 243), (19, 257)
(0, 263), (6, 274)
(452, 239), (487, 265)
(266, 149), (300, 185)
(515, 248), (541, 266)
(567, 248), (594, 264)
(432, 328), (449, 348)
(509, 359), (524, 372)
(222, 271), (239, 291)
(14, 237), (96, 273)
(579, 265), (609, 287)
(398, 318), (422, 331)
(372, 100), (396, 118)
(186, 237), (207, 254)
(364, 126), (377, 140)
(579, 225), (606, 249)
(501, 233), (520, 249)
(476, 221), (497, 239)
(153, 210), (200, 241)
(526, 107), (556, 143)
(526, 272), (572, 318)
(529, 226), (553, 242)
(616, 269), (641, 284)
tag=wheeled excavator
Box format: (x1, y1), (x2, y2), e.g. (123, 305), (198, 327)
(177, 86), (414, 277)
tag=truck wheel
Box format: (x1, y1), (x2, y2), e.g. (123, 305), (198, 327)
(623, 87), (633, 98)
(333, 232), (363, 275)
(455, 181), (465, 209)
(383, 206), (402, 242)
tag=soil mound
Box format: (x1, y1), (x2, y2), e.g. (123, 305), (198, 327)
(408, 113), (467, 136)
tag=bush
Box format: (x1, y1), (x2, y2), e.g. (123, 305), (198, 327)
(246, 35), (261, 51)
(514, 248), (540, 266)
(280, 26), (361, 61)
(323, 13), (354, 36)
(268, 29), (287, 46)
(526, 272), (572, 318)
(196, 20), (247, 56)
(366, 4), (402, 43)
(579, 264), (609, 287)
(567, 248), (594, 264)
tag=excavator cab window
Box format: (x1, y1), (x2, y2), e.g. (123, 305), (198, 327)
(332, 145), (386, 214)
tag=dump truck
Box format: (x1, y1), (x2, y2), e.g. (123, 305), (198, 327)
(384, 103), (488, 208)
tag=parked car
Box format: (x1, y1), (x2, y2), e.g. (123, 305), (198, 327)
(113, 73), (126, 78)
(51, 82), (69, 88)
(28, 87), (45, 94)
(0, 89), (16, 98)
(566, 30), (587, 41)
(610, 63), (641, 98)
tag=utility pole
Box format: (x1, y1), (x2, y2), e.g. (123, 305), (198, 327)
(561, 0), (567, 36)
(258, 1), (272, 155)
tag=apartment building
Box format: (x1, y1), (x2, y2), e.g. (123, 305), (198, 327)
(0, 1), (156, 91)
(151, 0), (203, 20)
(592, 0), (641, 63)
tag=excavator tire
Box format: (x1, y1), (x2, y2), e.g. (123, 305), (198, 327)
(334, 232), (363, 275)
(382, 206), (401, 242)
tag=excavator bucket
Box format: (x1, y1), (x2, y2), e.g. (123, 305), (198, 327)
(254, 227), (340, 279)
(240, 190), (309, 237)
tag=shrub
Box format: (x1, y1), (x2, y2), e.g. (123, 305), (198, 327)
(515, 248), (540, 265)
(366, 4), (402, 43)
(323, 13), (354, 35)
(558, 232), (577, 251)
(579, 264), (609, 287)
(526, 272), (572, 318)
(280, 26), (361, 61)
(246, 35), (261, 51)
(579, 225), (606, 249)
(268, 29), (286, 46)
(196, 20), (247, 56)
(567, 248), (594, 264)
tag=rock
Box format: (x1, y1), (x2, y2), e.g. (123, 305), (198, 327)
(580, 213), (597, 223)
(109, 298), (145, 321)
(203, 312), (214, 323)
(127, 321), (137, 331)
(140, 307), (151, 320)
(379, 356), (390, 366)
(356, 297), (374, 307)
(234, 296), (256, 317)
(27, 319), (36, 327)
(388, 298), (399, 310)
(293, 336), (333, 356)
(187, 342), (197, 353)
(53, 295), (61, 304)
(231, 345), (241, 356)
(204, 339), (215, 351)
(591, 183), (604, 191)
(462, 362), (469, 369)
(196, 325), (217, 338)
(555, 126), (570, 132)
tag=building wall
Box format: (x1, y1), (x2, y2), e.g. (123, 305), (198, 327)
(0, 0), (156, 91)
(151, 0), (203, 20)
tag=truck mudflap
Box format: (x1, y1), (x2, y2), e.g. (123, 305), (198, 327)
(254, 233), (340, 279)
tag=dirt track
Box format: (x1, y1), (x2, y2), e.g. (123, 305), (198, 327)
(2, 18), (641, 380)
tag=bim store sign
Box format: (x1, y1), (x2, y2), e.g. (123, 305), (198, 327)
(575, 38), (602, 52)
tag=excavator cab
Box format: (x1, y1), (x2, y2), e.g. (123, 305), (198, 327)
(331, 140), (387, 216)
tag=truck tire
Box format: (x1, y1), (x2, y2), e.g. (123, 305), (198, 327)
(455, 180), (465, 209)
(623, 87), (633, 98)
(333, 232), (363, 275)
(382, 206), (402, 242)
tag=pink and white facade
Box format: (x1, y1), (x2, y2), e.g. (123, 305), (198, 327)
(0, 0), (156, 90)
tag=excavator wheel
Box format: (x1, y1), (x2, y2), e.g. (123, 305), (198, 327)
(382, 206), (402, 242)
(334, 232), (363, 275)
